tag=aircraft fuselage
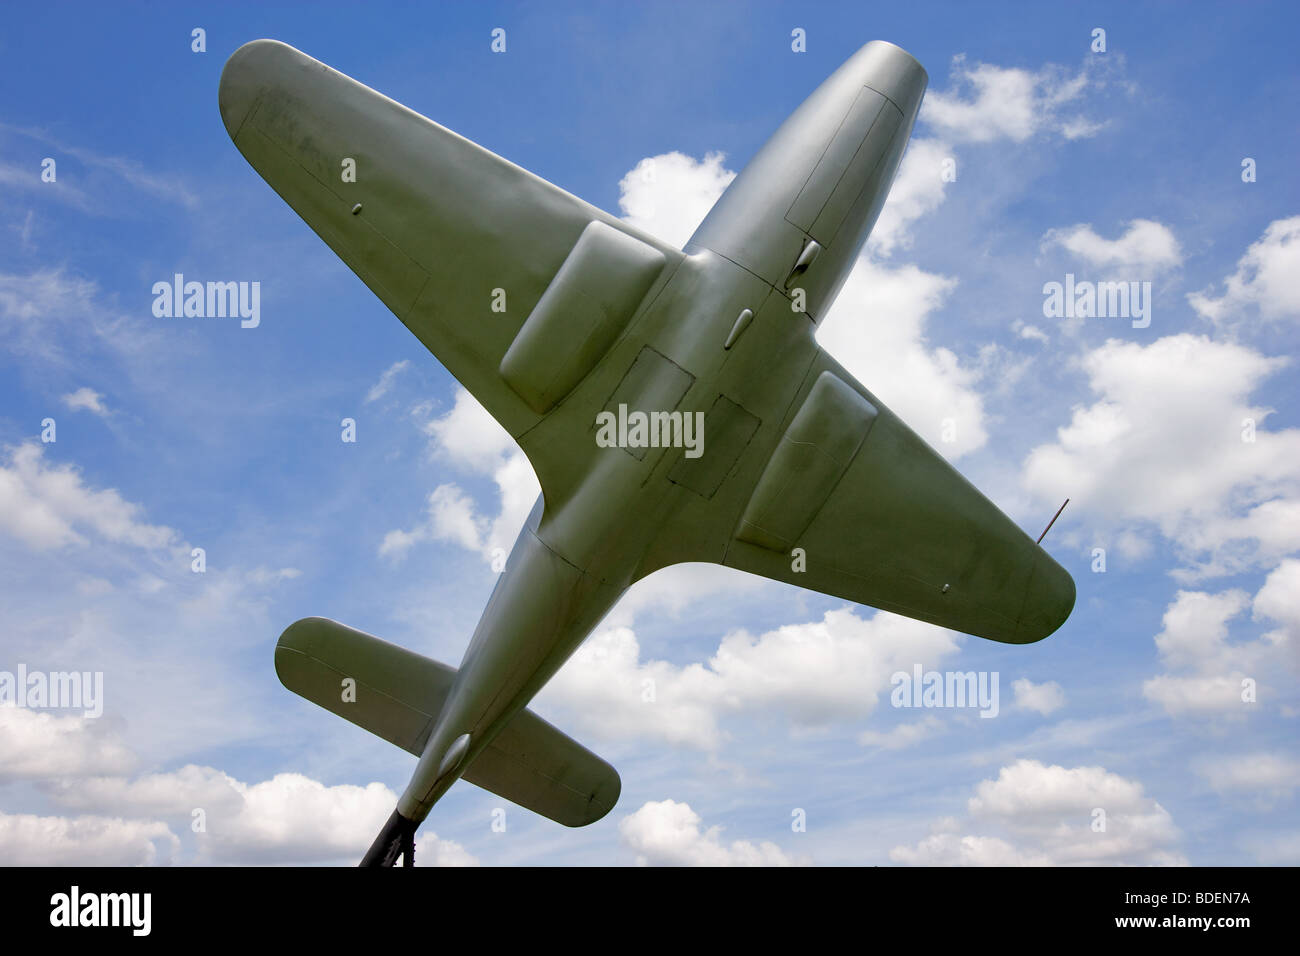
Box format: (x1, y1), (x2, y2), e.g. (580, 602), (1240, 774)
(397, 41), (932, 822)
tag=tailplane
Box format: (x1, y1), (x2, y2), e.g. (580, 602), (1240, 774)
(275, 617), (621, 863)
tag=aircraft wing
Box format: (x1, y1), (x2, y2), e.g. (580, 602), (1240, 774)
(720, 349), (1075, 644)
(219, 39), (681, 440)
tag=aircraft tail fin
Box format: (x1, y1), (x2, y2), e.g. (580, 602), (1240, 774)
(275, 617), (621, 827)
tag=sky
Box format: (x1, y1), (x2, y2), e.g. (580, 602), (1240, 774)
(1, 0), (1297, 866)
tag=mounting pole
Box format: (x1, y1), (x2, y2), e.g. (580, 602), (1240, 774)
(401, 825), (415, 867)
(1036, 498), (1069, 545)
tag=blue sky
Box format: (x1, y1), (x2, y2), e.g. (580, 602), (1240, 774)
(1, 1), (1297, 865)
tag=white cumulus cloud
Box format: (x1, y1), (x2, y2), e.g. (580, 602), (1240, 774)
(381, 389), (540, 564)
(0, 708), (136, 783)
(539, 607), (960, 751)
(890, 759), (1185, 865)
(1022, 334), (1300, 579)
(1012, 678), (1066, 715)
(1142, 585), (1294, 717)
(0, 442), (177, 552)
(1043, 219), (1182, 276)
(617, 151), (736, 249)
(922, 57), (1107, 144)
(818, 259), (986, 458)
(0, 811), (179, 866)
(619, 799), (803, 866)
(1188, 216), (1300, 326)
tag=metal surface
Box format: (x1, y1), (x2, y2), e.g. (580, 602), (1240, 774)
(221, 37), (1075, 862)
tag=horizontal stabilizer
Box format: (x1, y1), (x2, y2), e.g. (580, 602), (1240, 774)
(276, 617), (621, 826)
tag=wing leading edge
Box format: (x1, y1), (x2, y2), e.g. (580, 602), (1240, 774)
(218, 39), (681, 446)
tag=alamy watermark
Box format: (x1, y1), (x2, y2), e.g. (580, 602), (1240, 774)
(0, 665), (103, 718)
(595, 404), (705, 459)
(1042, 273), (1151, 329)
(152, 273), (260, 328)
(891, 665), (999, 718)
(50, 886), (150, 936)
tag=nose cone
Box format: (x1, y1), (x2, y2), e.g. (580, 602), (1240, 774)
(850, 40), (928, 118)
(1014, 551), (1076, 644)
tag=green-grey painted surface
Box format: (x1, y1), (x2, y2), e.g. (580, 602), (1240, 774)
(222, 37), (1074, 849)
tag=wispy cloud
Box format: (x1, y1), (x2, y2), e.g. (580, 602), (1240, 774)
(364, 359), (409, 403)
(1, 122), (199, 211)
(60, 386), (110, 418)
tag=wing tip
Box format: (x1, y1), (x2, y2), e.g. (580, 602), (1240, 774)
(566, 766), (622, 827)
(1011, 551), (1076, 644)
(218, 38), (302, 141)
